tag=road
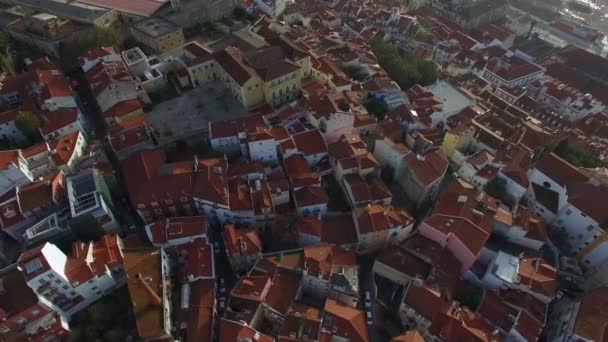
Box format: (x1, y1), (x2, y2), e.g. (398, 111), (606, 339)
(67, 69), (141, 238)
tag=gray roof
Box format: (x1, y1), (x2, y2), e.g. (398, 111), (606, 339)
(8, 0), (112, 24)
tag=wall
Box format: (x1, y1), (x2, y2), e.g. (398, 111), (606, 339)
(248, 138), (278, 163)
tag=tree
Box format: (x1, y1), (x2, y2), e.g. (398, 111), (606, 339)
(0, 31), (10, 54)
(233, 6), (248, 20)
(364, 99), (388, 120)
(62, 26), (119, 65)
(554, 139), (607, 168)
(0, 53), (16, 76)
(15, 111), (41, 140)
(369, 38), (438, 89)
(268, 214), (298, 251)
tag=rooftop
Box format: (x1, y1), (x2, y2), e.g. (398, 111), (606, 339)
(132, 17), (180, 38)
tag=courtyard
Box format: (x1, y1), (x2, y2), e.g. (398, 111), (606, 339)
(146, 81), (248, 146)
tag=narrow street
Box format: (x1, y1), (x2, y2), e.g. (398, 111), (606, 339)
(67, 69), (141, 238)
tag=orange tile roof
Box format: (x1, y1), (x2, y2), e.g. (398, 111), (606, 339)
(102, 99), (143, 119)
(40, 109), (78, 136)
(123, 248), (169, 340)
(323, 298), (368, 342)
(292, 129), (328, 157)
(572, 287), (608, 342)
(296, 216), (322, 237)
(424, 214), (491, 257)
(49, 131), (81, 166)
(231, 276), (271, 302)
(219, 318), (274, 342)
(146, 216), (208, 245)
(517, 256), (557, 298)
(391, 331), (424, 342)
(264, 268), (302, 316)
(355, 205), (413, 234)
(295, 185), (328, 208)
(222, 224), (262, 257)
(0, 150), (19, 170)
(405, 148), (448, 187)
(185, 279), (215, 342)
(185, 238), (214, 280)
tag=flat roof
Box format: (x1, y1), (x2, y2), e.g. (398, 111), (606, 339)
(10, 0), (111, 24)
(132, 17), (179, 38)
(77, 0), (169, 17)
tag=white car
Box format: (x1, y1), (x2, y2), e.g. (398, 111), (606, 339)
(213, 242), (220, 254)
(366, 311), (373, 325)
(364, 291), (372, 309)
(219, 300), (225, 310)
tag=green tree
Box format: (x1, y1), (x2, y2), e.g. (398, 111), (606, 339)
(554, 139), (607, 168)
(15, 111), (41, 140)
(364, 99), (388, 120)
(370, 38), (438, 89)
(233, 6), (248, 20)
(0, 53), (16, 76)
(456, 288), (483, 310)
(0, 31), (10, 54)
(62, 26), (119, 65)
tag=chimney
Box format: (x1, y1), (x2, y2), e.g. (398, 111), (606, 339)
(136, 273), (162, 306)
(193, 155), (199, 173)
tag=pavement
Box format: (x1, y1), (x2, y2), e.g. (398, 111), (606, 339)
(146, 81), (248, 146)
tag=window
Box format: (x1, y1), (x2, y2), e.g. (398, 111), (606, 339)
(587, 225), (595, 232)
(55, 279), (61, 284)
(70, 291), (76, 296)
(48, 273), (55, 279)
(565, 209), (572, 216)
(63, 285), (68, 290)
(24, 259), (43, 274)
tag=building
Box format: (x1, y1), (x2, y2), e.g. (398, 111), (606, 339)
(222, 224), (263, 272)
(481, 52), (545, 88)
(479, 251), (557, 304)
(321, 298), (369, 341)
(0, 266), (70, 341)
(395, 148), (448, 206)
(0, 150), (28, 195)
(67, 168), (119, 233)
(145, 216), (208, 248)
(80, 47), (143, 115)
(528, 153), (608, 270)
(123, 247), (173, 341)
(294, 185), (328, 217)
(546, 286), (608, 341)
(17, 236), (124, 319)
(353, 205), (414, 254)
(5, 0), (117, 26)
(0, 57), (77, 111)
(130, 17), (184, 53)
(187, 44), (308, 109)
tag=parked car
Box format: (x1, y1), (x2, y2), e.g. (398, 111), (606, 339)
(366, 311), (373, 325)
